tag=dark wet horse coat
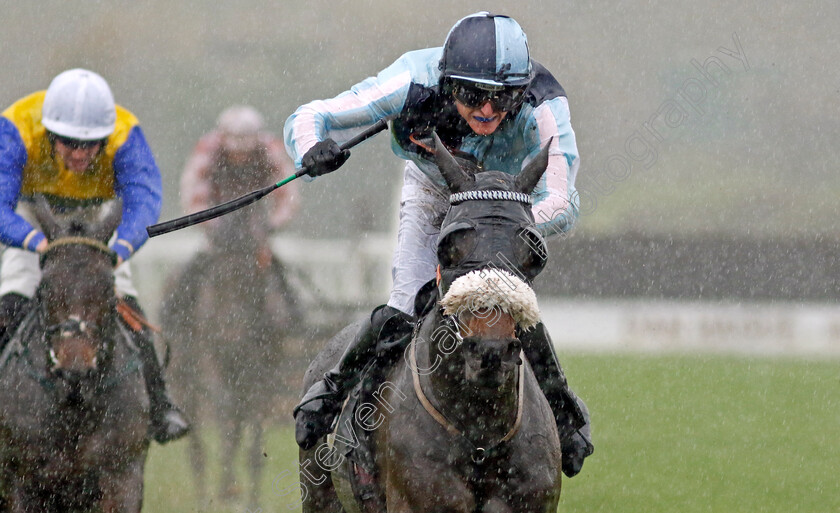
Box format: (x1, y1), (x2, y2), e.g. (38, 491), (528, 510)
(160, 155), (299, 511)
(298, 136), (565, 513)
(0, 199), (149, 512)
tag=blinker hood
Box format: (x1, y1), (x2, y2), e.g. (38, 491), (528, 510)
(436, 194), (547, 297)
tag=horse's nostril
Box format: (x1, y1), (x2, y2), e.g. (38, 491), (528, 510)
(482, 352), (501, 369)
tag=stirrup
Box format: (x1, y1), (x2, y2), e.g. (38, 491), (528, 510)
(150, 404), (191, 444)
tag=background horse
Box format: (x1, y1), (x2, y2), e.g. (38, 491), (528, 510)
(297, 137), (566, 513)
(160, 161), (300, 511)
(0, 198), (149, 512)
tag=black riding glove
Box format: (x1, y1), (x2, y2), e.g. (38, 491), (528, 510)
(301, 139), (350, 177)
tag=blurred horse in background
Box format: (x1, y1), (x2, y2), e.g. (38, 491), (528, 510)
(160, 167), (300, 511)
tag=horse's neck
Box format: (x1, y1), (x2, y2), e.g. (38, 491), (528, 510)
(12, 306), (47, 366)
(416, 309), (521, 441)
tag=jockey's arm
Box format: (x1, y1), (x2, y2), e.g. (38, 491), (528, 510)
(0, 116), (45, 252)
(283, 51), (422, 171)
(180, 133), (218, 216)
(111, 126), (162, 262)
(526, 97), (581, 239)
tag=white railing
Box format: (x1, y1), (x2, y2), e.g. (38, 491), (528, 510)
(131, 229), (395, 324)
(131, 233), (840, 357)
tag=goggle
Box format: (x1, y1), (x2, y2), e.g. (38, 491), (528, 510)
(53, 134), (104, 150)
(450, 81), (527, 112)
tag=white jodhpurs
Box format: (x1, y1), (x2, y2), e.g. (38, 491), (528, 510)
(386, 161), (450, 316)
(0, 201), (138, 299)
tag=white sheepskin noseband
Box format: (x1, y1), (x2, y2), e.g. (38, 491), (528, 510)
(440, 269), (540, 330)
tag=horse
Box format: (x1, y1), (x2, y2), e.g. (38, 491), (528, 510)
(0, 197), (149, 512)
(296, 135), (566, 513)
(160, 156), (300, 511)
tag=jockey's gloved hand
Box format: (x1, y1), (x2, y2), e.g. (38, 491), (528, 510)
(302, 139), (350, 177)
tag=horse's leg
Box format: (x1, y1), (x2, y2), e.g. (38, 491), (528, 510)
(182, 332), (209, 509)
(299, 447), (344, 513)
(98, 459), (145, 513)
(247, 420), (265, 512)
(218, 411), (243, 501)
(187, 426), (208, 507)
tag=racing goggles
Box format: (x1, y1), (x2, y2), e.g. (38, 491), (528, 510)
(450, 80), (527, 112)
(52, 134), (105, 150)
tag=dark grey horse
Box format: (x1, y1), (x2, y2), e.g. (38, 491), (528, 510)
(297, 136), (568, 513)
(0, 198), (149, 512)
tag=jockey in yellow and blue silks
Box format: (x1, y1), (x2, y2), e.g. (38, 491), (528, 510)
(0, 69), (189, 444)
(286, 12), (592, 477)
(0, 83), (158, 262)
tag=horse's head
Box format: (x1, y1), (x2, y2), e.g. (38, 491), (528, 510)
(456, 307), (521, 389)
(33, 196), (121, 395)
(432, 133), (549, 298)
(426, 134), (547, 392)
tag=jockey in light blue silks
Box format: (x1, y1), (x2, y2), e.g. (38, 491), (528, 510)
(285, 12), (592, 476)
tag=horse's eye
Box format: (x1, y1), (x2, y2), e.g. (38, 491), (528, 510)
(514, 227), (548, 280)
(437, 228), (478, 268)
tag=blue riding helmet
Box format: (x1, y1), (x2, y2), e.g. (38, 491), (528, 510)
(440, 12), (533, 88)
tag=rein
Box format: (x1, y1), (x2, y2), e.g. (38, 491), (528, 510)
(409, 329), (525, 465)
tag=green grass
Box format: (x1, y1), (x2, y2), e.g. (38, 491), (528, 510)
(144, 353), (840, 512)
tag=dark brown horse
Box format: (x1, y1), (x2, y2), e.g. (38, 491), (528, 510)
(297, 136), (566, 513)
(0, 198), (149, 512)
(160, 157), (300, 511)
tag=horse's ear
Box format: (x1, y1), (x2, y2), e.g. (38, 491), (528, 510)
(90, 199), (123, 243)
(515, 137), (553, 195)
(433, 132), (473, 193)
(32, 194), (64, 240)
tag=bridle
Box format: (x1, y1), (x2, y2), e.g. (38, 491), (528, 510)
(23, 235), (132, 393)
(41, 236), (118, 266)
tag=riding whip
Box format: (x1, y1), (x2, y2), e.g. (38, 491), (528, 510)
(146, 119), (388, 237)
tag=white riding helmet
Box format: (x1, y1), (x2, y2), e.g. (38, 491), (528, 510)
(216, 105), (265, 152)
(42, 69), (116, 141)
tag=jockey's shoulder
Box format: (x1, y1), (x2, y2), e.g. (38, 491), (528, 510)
(193, 131), (224, 154)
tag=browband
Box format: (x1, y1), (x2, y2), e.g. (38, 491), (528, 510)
(449, 190), (533, 205)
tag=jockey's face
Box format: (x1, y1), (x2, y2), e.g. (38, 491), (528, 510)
(450, 79), (526, 136)
(53, 137), (102, 173)
(221, 134), (260, 165)
(454, 99), (509, 136)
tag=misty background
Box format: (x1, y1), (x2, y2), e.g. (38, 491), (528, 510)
(2, 1), (838, 311)
(3, 4), (839, 511)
